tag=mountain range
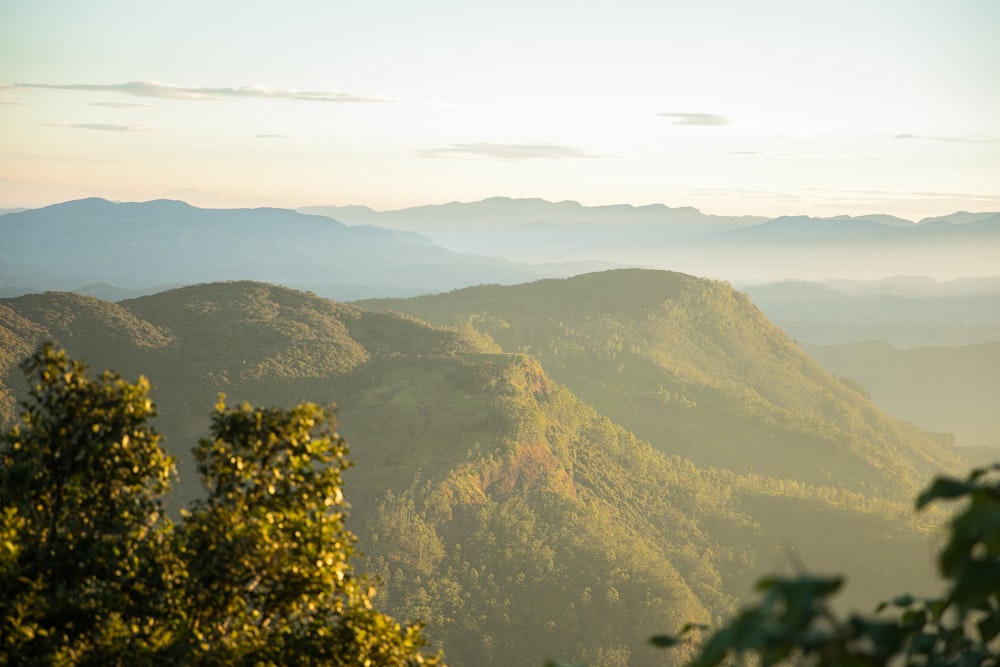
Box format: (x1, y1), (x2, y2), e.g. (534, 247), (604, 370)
(301, 198), (1000, 281)
(3, 198), (1000, 303)
(0, 198), (590, 301)
(0, 271), (975, 666)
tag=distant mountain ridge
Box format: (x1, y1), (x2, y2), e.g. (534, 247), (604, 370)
(301, 196), (1000, 234)
(301, 196), (769, 230)
(3, 198), (998, 299)
(301, 198), (1000, 280)
(918, 211), (1000, 225)
(0, 197), (596, 300)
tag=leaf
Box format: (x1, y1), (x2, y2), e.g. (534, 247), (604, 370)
(891, 593), (916, 607)
(649, 634), (681, 647)
(978, 610), (1000, 643)
(916, 477), (975, 509)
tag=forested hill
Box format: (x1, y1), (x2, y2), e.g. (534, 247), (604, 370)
(0, 276), (969, 666)
(358, 269), (964, 499)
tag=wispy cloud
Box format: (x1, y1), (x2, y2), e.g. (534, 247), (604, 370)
(420, 142), (609, 160)
(48, 123), (156, 133)
(91, 101), (152, 109)
(16, 80), (394, 103)
(726, 150), (887, 161)
(659, 112), (730, 126)
(256, 133), (294, 139)
(0, 85), (26, 105)
(895, 133), (999, 144)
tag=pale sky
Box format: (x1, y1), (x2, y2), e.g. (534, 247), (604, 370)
(2, 0), (999, 219)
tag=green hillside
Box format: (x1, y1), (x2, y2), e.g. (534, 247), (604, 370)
(358, 269), (964, 499)
(0, 277), (961, 666)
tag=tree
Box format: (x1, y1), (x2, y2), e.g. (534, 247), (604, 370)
(176, 398), (439, 666)
(652, 463), (1000, 666)
(0, 344), (443, 666)
(0, 343), (174, 665)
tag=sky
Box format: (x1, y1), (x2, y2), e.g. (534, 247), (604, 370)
(2, 0), (999, 220)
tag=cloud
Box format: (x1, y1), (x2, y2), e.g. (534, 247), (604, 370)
(49, 123), (155, 132)
(0, 85), (26, 105)
(726, 150), (887, 161)
(91, 101), (152, 109)
(895, 133), (999, 144)
(16, 80), (394, 103)
(419, 142), (609, 160)
(659, 112), (730, 126)
(256, 133), (294, 139)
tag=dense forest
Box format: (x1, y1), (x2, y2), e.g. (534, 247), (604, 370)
(0, 270), (982, 666)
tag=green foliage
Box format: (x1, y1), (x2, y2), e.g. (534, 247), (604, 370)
(358, 269), (966, 500)
(357, 355), (771, 666)
(0, 342), (174, 665)
(654, 464), (1000, 666)
(0, 344), (442, 666)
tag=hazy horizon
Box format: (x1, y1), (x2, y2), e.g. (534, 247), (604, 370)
(5, 194), (1000, 229)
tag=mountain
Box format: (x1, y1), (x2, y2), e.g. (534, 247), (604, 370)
(918, 211), (1000, 225)
(0, 274), (964, 666)
(301, 196), (767, 233)
(302, 199), (1000, 281)
(826, 213), (914, 227)
(298, 198), (766, 279)
(717, 215), (902, 243)
(300, 197), (767, 264)
(0, 198), (582, 300)
(5, 198), (998, 300)
(357, 269), (964, 498)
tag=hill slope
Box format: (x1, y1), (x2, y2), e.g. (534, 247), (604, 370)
(0, 278), (960, 665)
(358, 269), (965, 499)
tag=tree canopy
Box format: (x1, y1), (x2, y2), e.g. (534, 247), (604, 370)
(0, 343), (443, 666)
